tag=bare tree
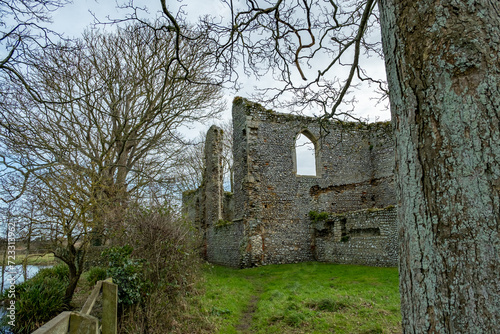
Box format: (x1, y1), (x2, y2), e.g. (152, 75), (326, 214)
(175, 134), (206, 193)
(0, 23), (224, 303)
(1, 0), (73, 210)
(1, 0), (71, 102)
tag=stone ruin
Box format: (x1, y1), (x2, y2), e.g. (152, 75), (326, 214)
(183, 97), (398, 268)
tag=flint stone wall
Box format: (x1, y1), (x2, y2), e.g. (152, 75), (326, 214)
(183, 98), (398, 268)
(313, 206), (398, 266)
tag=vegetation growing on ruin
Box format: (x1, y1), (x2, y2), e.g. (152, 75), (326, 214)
(341, 236), (351, 242)
(366, 205), (396, 213)
(308, 211), (330, 223)
(215, 219), (234, 228)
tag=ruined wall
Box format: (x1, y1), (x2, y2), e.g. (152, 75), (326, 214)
(203, 126), (224, 228)
(232, 98), (396, 267)
(183, 98), (397, 268)
(181, 126), (241, 267)
(205, 221), (243, 267)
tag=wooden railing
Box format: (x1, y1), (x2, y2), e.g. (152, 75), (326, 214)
(32, 278), (118, 334)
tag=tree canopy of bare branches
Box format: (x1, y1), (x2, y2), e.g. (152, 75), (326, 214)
(148, 0), (386, 118)
(0, 0), (70, 97)
(0, 22), (224, 302)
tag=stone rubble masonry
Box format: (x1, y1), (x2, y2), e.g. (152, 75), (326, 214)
(182, 97), (398, 268)
(313, 206), (398, 266)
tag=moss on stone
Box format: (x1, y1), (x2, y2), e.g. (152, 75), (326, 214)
(367, 205), (396, 213)
(334, 119), (368, 130)
(215, 219), (233, 228)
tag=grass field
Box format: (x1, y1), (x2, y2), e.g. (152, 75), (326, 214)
(196, 262), (401, 334)
(12, 253), (58, 265)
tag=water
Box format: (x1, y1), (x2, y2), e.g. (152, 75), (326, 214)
(1, 265), (51, 292)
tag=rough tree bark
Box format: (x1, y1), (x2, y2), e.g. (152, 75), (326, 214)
(379, 0), (500, 332)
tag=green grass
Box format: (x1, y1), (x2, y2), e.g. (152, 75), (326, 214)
(12, 253), (58, 265)
(196, 262), (401, 334)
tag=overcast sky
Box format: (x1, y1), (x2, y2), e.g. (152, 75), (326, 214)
(48, 0), (391, 141)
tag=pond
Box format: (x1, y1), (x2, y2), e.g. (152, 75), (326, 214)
(1, 264), (51, 291)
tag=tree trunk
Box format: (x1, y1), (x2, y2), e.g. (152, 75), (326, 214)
(1, 240), (7, 292)
(63, 249), (86, 306)
(23, 222), (33, 282)
(56, 239), (87, 305)
(64, 262), (80, 306)
(379, 0), (500, 332)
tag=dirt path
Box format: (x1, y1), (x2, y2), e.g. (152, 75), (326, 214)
(235, 279), (263, 333)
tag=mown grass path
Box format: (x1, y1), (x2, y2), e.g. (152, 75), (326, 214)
(198, 262), (402, 334)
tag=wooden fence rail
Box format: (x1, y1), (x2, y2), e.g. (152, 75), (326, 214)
(32, 278), (117, 334)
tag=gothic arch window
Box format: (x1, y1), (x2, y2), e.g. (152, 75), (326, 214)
(294, 130), (319, 176)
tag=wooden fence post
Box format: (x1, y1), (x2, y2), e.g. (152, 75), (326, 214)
(101, 279), (118, 334)
(31, 278), (118, 334)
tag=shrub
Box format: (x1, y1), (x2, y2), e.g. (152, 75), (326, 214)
(117, 205), (202, 297)
(102, 246), (146, 307)
(15, 277), (67, 333)
(34, 264), (69, 282)
(111, 204), (205, 333)
(309, 211), (329, 223)
(84, 245), (108, 269)
(86, 266), (108, 287)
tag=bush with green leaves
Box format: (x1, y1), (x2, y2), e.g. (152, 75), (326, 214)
(102, 245), (146, 306)
(85, 266), (108, 287)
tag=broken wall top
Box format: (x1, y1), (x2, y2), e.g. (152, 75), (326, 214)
(231, 97), (395, 218)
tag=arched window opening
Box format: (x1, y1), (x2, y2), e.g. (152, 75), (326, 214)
(295, 132), (317, 176)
